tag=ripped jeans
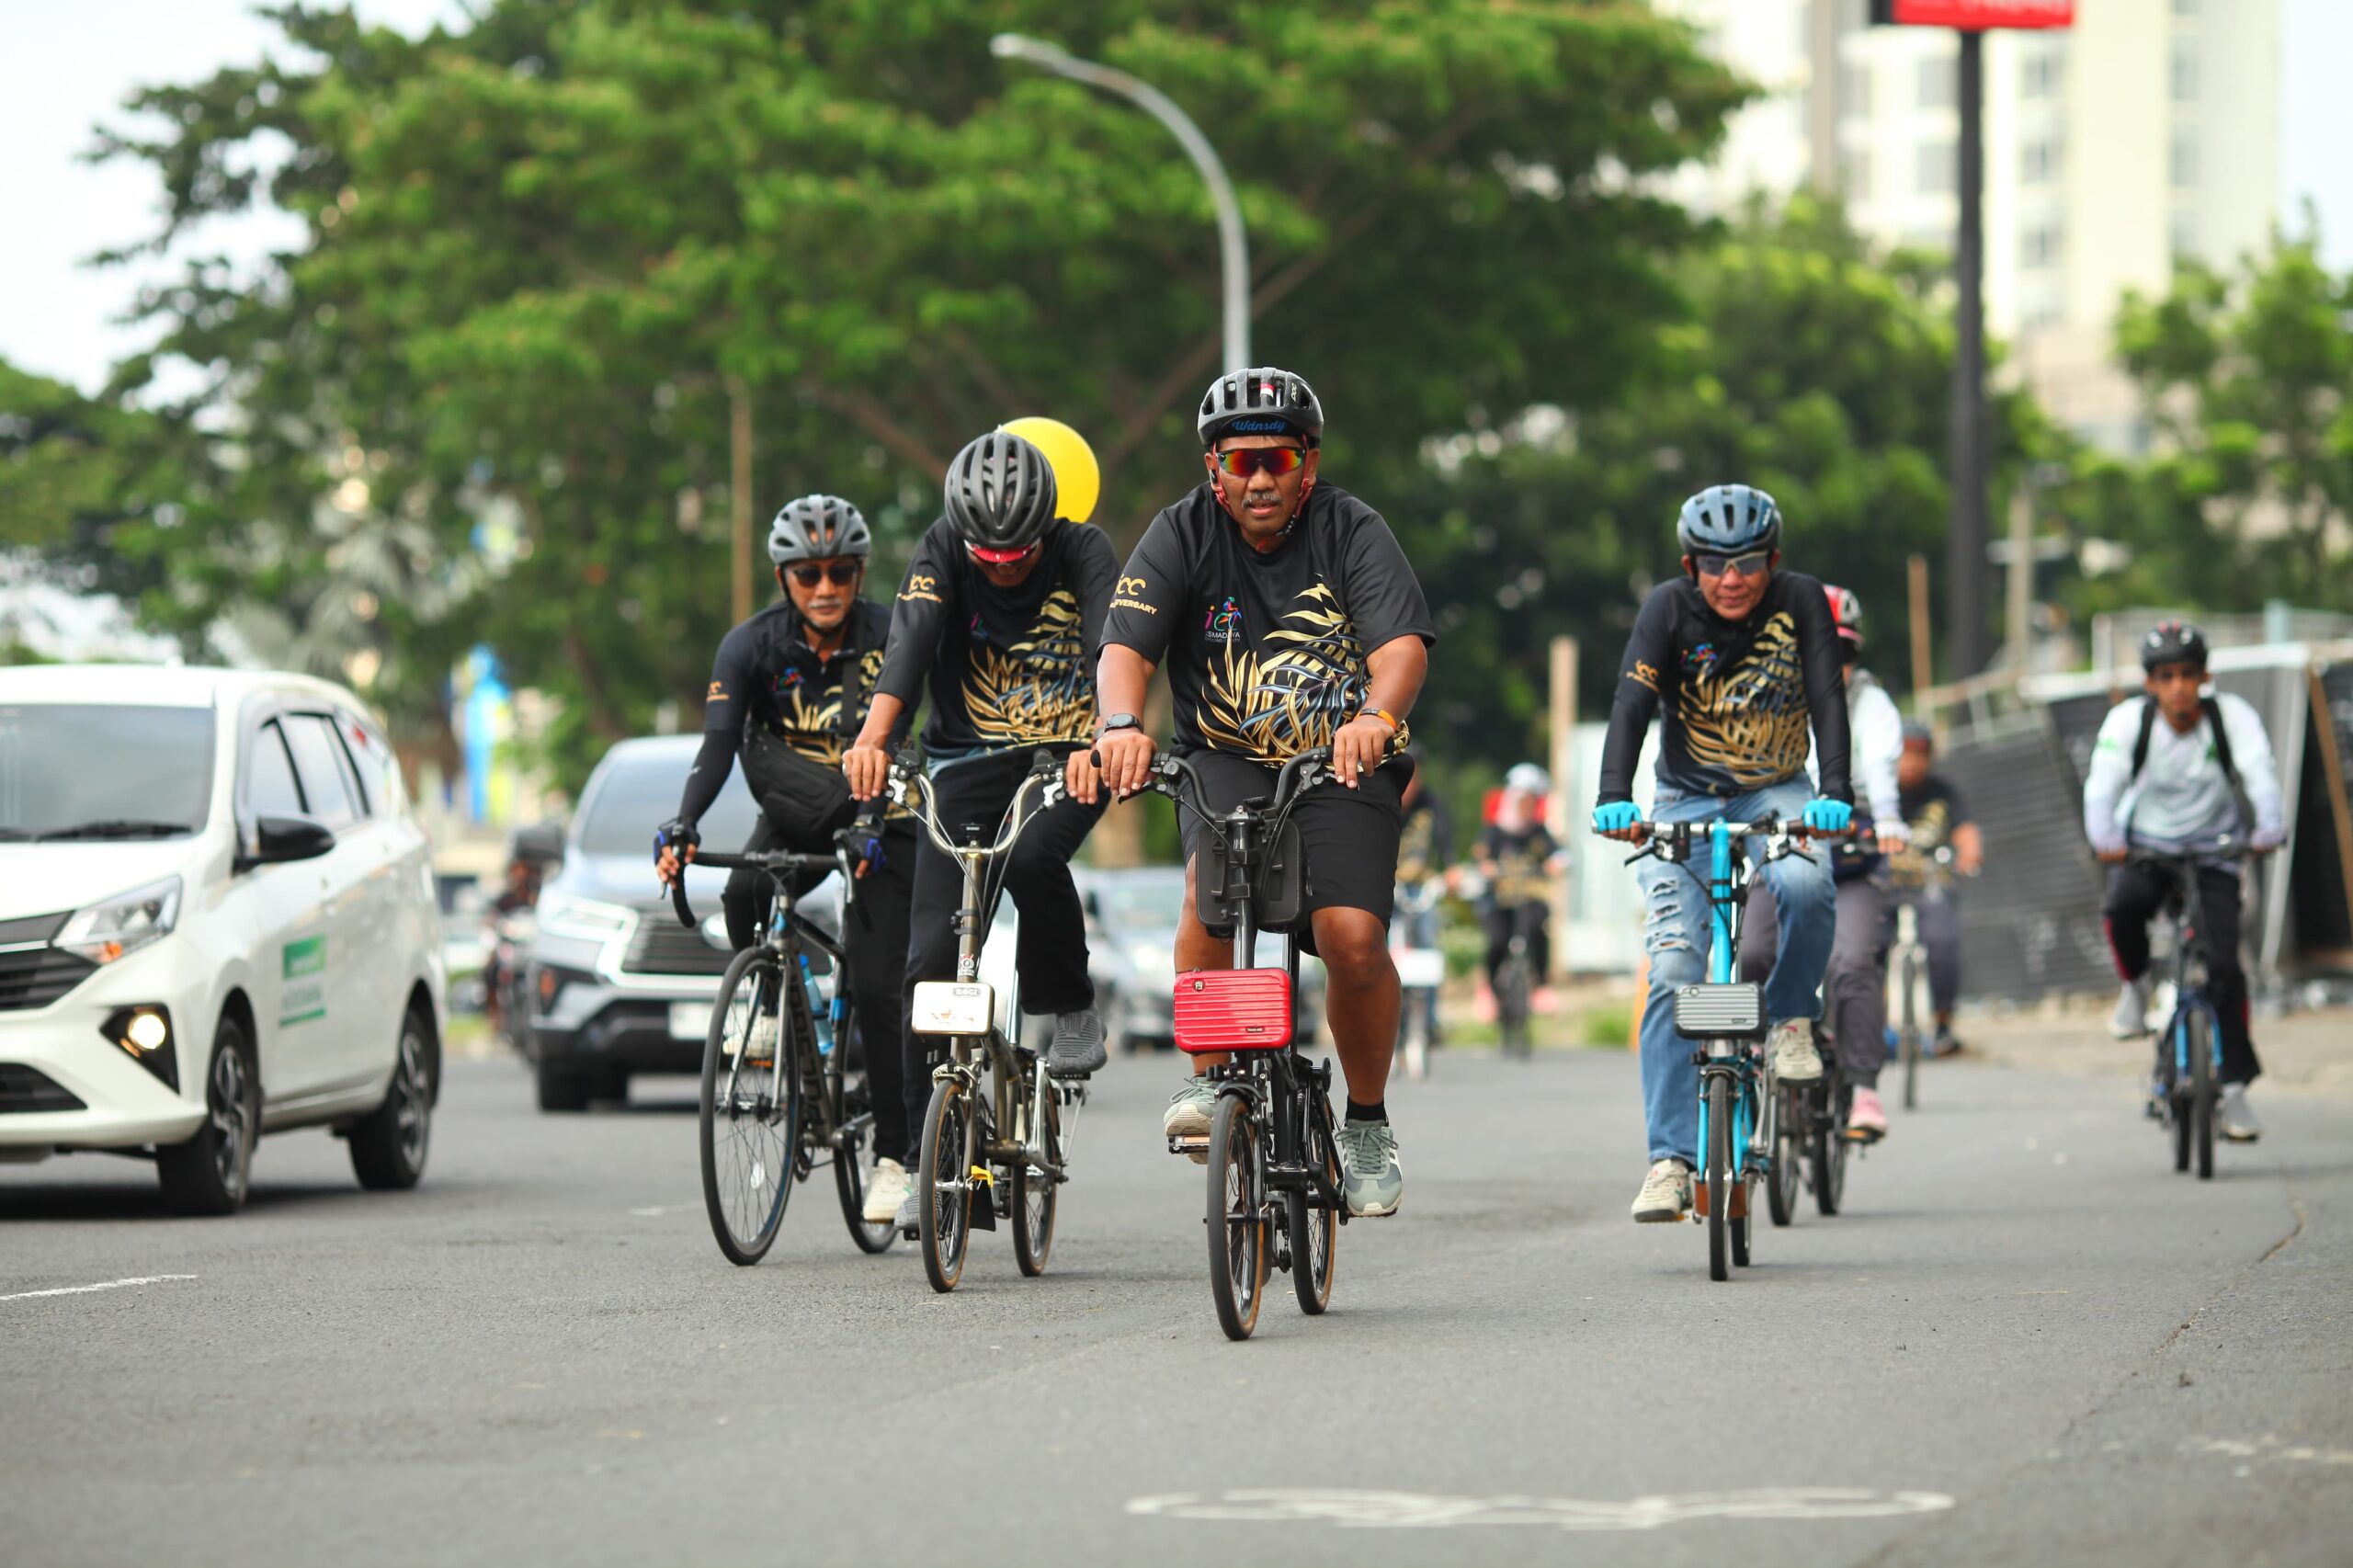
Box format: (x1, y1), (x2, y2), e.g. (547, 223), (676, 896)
(1634, 780), (1836, 1165)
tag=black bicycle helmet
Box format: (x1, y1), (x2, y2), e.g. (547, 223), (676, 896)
(767, 494), (872, 565)
(1676, 483), (1782, 557)
(1198, 367), (1324, 449)
(943, 431), (1057, 553)
(2139, 619), (2209, 672)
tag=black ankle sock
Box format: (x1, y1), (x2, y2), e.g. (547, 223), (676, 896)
(1346, 1098), (1387, 1125)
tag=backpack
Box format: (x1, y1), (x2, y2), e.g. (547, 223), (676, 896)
(2126, 694), (2249, 833)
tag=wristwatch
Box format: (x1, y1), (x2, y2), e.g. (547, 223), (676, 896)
(1097, 713), (1141, 736)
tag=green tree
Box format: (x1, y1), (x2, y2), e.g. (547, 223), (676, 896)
(90, 0), (1746, 787)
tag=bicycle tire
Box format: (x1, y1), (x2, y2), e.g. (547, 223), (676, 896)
(1288, 1098), (1339, 1316)
(916, 1076), (972, 1293)
(1499, 954), (1532, 1058)
(699, 950), (800, 1266)
(1011, 1074), (1061, 1278)
(832, 1027), (899, 1255)
(1706, 1074), (1732, 1282)
(1207, 1094), (1268, 1341)
(1900, 950), (1922, 1111)
(1767, 1081), (1801, 1227)
(2188, 1006), (2215, 1181)
(1813, 1077), (1848, 1217)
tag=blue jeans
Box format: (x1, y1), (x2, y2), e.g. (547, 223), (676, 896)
(1635, 780), (1835, 1165)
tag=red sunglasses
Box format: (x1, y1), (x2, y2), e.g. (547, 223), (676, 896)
(965, 540), (1041, 566)
(1212, 446), (1308, 479)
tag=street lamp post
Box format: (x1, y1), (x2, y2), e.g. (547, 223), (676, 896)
(990, 33), (1250, 371)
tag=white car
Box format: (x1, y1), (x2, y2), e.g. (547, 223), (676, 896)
(0, 665), (446, 1213)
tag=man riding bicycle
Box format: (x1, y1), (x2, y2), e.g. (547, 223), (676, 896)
(1475, 762), (1564, 1018)
(654, 494), (920, 1224)
(2083, 619), (2284, 1142)
(1094, 367), (1435, 1218)
(1892, 722), (1982, 1054)
(842, 431), (1118, 1236)
(1592, 483), (1852, 1223)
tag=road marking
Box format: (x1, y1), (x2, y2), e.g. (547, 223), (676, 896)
(0, 1274), (198, 1302)
(628, 1205), (693, 1218)
(1128, 1489), (1957, 1531)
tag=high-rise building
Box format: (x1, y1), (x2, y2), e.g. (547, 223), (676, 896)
(1656, 0), (2343, 450)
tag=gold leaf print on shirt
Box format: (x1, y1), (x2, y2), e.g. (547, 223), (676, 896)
(770, 647), (889, 766)
(1198, 582), (1382, 767)
(1677, 611), (1811, 787)
(964, 589), (1097, 745)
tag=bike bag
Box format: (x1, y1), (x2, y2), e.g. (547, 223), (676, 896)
(1193, 812), (1309, 938)
(736, 631), (872, 843)
(1174, 968), (1293, 1054)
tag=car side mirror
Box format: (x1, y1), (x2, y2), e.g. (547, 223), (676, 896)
(243, 814), (336, 869)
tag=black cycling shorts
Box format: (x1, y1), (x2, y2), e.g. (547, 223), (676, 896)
(1176, 748), (1411, 940)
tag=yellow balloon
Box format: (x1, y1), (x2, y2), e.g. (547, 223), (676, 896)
(1000, 415), (1100, 525)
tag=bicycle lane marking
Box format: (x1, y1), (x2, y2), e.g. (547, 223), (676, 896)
(1126, 1488), (1957, 1531)
(0, 1274), (199, 1303)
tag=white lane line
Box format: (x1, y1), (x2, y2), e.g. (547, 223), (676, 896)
(0, 1274), (199, 1302)
(1128, 1489), (1958, 1531)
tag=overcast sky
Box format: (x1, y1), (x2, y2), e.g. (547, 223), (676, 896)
(4, 1), (2347, 402)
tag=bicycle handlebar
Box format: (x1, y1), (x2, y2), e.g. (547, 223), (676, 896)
(668, 808), (884, 929)
(887, 746), (1068, 862)
(1142, 744), (1337, 824)
(1620, 816), (1817, 868)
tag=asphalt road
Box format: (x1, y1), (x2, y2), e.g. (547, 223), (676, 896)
(4, 1046), (2347, 1568)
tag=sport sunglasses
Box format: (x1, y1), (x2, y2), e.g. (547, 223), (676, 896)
(1694, 549), (1771, 578)
(1211, 446), (1308, 479)
(787, 562), (862, 587)
(965, 540), (1041, 566)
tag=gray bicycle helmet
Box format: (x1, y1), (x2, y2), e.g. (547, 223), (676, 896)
(943, 430), (1057, 553)
(767, 494), (872, 565)
(1676, 483), (1782, 557)
(1198, 367), (1324, 449)
(2139, 619), (2209, 671)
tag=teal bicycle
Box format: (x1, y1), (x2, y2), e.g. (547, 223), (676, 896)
(1624, 816), (1817, 1281)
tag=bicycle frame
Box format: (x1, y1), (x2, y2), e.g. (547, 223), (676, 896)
(2130, 844), (2243, 1097)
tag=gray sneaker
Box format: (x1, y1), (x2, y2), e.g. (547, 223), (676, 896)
(1335, 1119), (1404, 1218)
(2218, 1084), (2262, 1142)
(1164, 1075), (1216, 1163)
(1047, 1010), (1108, 1077)
(893, 1183), (922, 1237)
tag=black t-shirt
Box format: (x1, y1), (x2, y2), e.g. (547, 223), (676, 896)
(1596, 572), (1852, 805)
(1900, 775), (1968, 849)
(1100, 482), (1435, 766)
(1477, 821), (1558, 906)
(1398, 794), (1452, 885)
(679, 597), (898, 826)
(874, 517), (1118, 757)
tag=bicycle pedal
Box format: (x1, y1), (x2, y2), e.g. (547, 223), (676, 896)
(1166, 1134), (1210, 1165)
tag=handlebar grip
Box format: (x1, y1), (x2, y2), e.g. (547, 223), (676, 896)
(670, 878), (695, 929)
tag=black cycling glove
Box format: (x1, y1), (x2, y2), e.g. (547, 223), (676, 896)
(654, 817), (699, 868)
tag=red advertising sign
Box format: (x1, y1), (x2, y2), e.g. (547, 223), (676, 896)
(1871, 0), (2075, 27)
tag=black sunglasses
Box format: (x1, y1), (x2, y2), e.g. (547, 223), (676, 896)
(788, 562), (862, 588)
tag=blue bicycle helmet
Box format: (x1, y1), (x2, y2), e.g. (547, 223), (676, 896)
(1676, 483), (1782, 558)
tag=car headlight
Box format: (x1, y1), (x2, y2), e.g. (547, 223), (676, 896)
(535, 890), (636, 942)
(55, 877), (182, 965)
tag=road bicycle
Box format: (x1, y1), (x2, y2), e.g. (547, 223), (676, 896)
(2133, 841), (2251, 1181)
(888, 750), (1086, 1291)
(1886, 846), (1957, 1113)
(1390, 879), (1444, 1082)
(1143, 745), (1350, 1341)
(669, 832), (896, 1265)
(1622, 816), (1818, 1280)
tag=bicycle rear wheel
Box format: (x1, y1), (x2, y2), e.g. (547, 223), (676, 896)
(1767, 1081), (1801, 1227)
(1288, 1099), (1339, 1316)
(1705, 1074), (1732, 1282)
(1900, 951), (1922, 1111)
(1207, 1095), (1268, 1340)
(832, 1028), (898, 1255)
(1011, 1073), (1060, 1278)
(1498, 954), (1532, 1058)
(699, 951), (800, 1266)
(2187, 1006), (2216, 1181)
(1812, 1077), (1849, 1217)
(917, 1076), (973, 1293)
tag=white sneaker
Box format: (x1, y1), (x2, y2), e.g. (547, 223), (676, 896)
(861, 1157), (910, 1223)
(1162, 1076), (1216, 1138)
(2218, 1085), (2263, 1142)
(1631, 1158), (1692, 1223)
(2109, 977), (2152, 1039)
(1769, 1018), (1823, 1083)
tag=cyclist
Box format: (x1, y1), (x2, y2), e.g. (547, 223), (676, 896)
(1892, 722), (1982, 1054)
(841, 431), (1117, 1167)
(1093, 366), (1434, 1218)
(1393, 743), (1451, 1048)
(655, 494), (919, 1224)
(1475, 762), (1564, 1020)
(1591, 483), (1852, 1223)
(1819, 584), (1907, 1140)
(2083, 619), (2284, 1142)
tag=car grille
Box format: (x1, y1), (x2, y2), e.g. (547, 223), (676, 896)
(0, 945), (97, 1013)
(0, 1064), (86, 1114)
(620, 912), (733, 978)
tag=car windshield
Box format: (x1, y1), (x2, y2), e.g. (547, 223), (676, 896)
(0, 703), (214, 840)
(1096, 871), (1188, 926)
(575, 748), (759, 857)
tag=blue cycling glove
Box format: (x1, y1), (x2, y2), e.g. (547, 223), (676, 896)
(1802, 798), (1853, 835)
(1593, 801), (1645, 835)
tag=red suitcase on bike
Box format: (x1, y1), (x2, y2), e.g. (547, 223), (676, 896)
(1174, 969), (1293, 1054)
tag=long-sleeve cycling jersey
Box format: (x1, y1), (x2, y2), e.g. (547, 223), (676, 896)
(1844, 667), (1905, 833)
(676, 598), (895, 828)
(2082, 692), (2284, 863)
(1597, 571), (1851, 806)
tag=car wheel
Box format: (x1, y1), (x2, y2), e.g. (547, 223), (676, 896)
(157, 1014), (261, 1216)
(350, 1006), (435, 1190)
(536, 1058), (591, 1113)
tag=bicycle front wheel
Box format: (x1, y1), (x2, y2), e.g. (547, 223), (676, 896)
(1705, 1074), (1732, 1282)
(699, 950), (801, 1266)
(2187, 1006), (2216, 1181)
(1288, 1099), (1339, 1316)
(1767, 1081), (1801, 1227)
(917, 1076), (973, 1293)
(1011, 1073), (1060, 1278)
(1207, 1095), (1268, 1340)
(1900, 951), (1922, 1111)
(1812, 1077), (1848, 1217)
(1499, 957), (1532, 1058)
